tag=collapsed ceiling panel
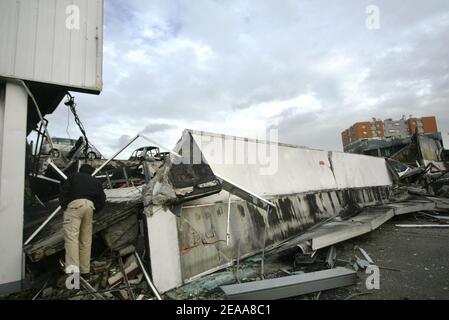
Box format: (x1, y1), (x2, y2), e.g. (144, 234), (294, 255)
(145, 129), (396, 293)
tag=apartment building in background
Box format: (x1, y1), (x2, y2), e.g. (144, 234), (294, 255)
(342, 116), (442, 157)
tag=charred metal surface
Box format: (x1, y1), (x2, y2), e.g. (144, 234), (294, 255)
(168, 162), (222, 203)
(144, 132), (222, 206)
(391, 134), (444, 165)
(178, 186), (392, 281)
(169, 164), (216, 189)
(169, 132), (216, 188)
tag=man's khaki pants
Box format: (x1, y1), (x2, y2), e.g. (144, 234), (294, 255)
(63, 199), (95, 274)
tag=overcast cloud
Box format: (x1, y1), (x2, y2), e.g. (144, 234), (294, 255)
(45, 0), (449, 158)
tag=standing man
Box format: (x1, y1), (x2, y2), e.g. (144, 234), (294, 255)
(59, 164), (106, 277)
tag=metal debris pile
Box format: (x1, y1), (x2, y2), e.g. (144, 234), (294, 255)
(15, 130), (449, 300)
(22, 232), (163, 300)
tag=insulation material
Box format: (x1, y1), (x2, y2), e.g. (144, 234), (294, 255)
(143, 161), (177, 210)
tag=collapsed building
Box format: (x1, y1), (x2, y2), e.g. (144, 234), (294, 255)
(1, 0), (448, 300)
(0, 0), (104, 295)
(341, 116), (444, 158)
(18, 129), (449, 299)
(143, 130), (449, 293)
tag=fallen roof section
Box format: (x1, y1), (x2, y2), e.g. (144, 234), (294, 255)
(220, 267), (357, 300)
(274, 198), (442, 253)
(145, 129), (397, 293)
(175, 129), (394, 198)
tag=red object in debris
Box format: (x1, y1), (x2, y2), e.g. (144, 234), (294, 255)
(181, 245), (190, 254)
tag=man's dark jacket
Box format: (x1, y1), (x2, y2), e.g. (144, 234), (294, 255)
(59, 172), (106, 212)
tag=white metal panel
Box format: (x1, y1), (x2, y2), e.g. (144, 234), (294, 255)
(146, 206), (183, 293)
(69, 0), (87, 86)
(14, 0), (39, 79)
(86, 0), (103, 88)
(182, 130), (392, 199)
(34, 0), (57, 83)
(186, 130), (338, 197)
(0, 82), (28, 294)
(52, 0), (72, 86)
(330, 152), (393, 189)
(0, 0), (103, 93)
(0, 1), (18, 76)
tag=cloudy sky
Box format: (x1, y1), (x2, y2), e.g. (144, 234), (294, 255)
(46, 0), (449, 158)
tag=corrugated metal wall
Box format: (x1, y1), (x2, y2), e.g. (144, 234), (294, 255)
(0, 0), (103, 93)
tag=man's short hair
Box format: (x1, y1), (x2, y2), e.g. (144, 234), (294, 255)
(80, 164), (95, 175)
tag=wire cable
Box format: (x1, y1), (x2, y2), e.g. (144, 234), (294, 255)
(65, 93), (90, 157)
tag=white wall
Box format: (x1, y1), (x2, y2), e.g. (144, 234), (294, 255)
(146, 206), (183, 293)
(0, 82), (28, 295)
(151, 129), (394, 292)
(330, 152), (393, 189)
(0, 0), (103, 93)
(184, 130), (392, 198)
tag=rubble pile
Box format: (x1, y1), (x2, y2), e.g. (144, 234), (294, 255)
(13, 130), (449, 300)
